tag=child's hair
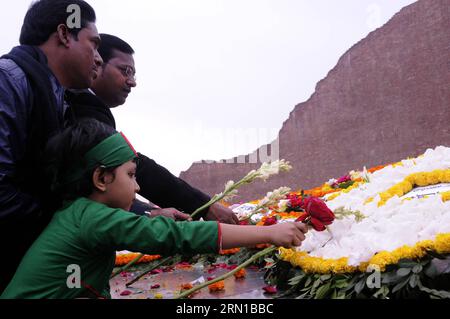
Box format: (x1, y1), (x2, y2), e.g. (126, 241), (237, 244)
(44, 119), (118, 202)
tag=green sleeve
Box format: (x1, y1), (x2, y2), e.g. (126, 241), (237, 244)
(79, 204), (219, 255)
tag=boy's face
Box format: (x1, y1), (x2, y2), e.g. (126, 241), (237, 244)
(104, 160), (140, 211)
(92, 49), (136, 108)
(65, 22), (103, 89)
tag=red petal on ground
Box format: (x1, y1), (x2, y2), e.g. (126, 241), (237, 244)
(120, 290), (132, 296)
(262, 286), (277, 294)
(150, 269), (163, 275)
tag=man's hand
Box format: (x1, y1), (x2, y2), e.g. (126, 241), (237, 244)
(204, 202), (239, 224)
(147, 208), (192, 221)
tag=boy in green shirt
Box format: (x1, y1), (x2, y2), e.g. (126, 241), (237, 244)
(1, 119), (307, 298)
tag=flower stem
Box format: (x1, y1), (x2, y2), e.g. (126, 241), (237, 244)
(110, 254), (145, 279)
(190, 195), (221, 219)
(126, 256), (172, 287)
(175, 246), (277, 299)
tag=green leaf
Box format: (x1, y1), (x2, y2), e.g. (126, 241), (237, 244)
(409, 274), (419, 288)
(312, 278), (322, 289)
(304, 277), (312, 287)
(264, 258), (275, 264)
(288, 274), (305, 286)
(338, 180), (354, 189)
(314, 282), (332, 299)
(396, 268), (411, 277)
(343, 274), (362, 292)
(354, 278), (366, 294)
(372, 286), (389, 299)
(330, 289), (337, 299)
(412, 264), (423, 274)
(397, 259), (417, 268)
(392, 277), (410, 293)
(320, 274), (332, 281)
(381, 271), (402, 284)
(334, 279), (350, 289)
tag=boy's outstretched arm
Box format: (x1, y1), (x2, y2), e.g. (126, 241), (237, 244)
(220, 222), (308, 249)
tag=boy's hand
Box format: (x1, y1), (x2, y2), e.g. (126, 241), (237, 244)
(268, 222), (308, 248)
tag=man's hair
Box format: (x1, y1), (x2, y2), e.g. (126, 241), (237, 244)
(44, 119), (117, 202)
(20, 0), (96, 45)
(98, 33), (135, 63)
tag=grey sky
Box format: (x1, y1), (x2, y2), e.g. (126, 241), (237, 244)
(1, 0), (416, 176)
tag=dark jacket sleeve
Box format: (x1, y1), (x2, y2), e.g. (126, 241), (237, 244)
(129, 199), (156, 215)
(0, 62), (41, 221)
(136, 153), (211, 218)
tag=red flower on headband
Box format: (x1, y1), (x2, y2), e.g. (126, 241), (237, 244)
(295, 197), (334, 231)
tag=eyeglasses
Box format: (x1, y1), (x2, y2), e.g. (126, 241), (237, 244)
(105, 62), (136, 81)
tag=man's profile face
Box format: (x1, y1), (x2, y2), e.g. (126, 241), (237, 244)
(65, 22), (103, 89)
(92, 49), (136, 108)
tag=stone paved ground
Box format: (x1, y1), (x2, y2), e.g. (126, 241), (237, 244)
(110, 266), (270, 299)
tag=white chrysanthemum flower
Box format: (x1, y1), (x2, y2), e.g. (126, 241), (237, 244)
(256, 160), (292, 181)
(223, 180), (235, 192)
(277, 199), (290, 212)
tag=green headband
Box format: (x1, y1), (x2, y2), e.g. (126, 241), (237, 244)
(62, 132), (137, 186)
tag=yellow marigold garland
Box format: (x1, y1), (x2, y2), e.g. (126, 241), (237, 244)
(441, 191), (450, 202)
(280, 233), (450, 274)
(377, 169), (450, 206)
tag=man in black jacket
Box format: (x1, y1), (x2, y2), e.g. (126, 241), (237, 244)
(0, 0), (103, 292)
(66, 34), (239, 224)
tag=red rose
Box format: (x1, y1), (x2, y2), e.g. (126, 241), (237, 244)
(295, 197), (334, 231)
(287, 194), (303, 210)
(309, 217), (326, 231)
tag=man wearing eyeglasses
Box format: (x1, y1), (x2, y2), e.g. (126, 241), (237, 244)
(65, 34), (239, 224)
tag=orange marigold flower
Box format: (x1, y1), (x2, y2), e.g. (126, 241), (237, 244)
(234, 268), (246, 279)
(220, 248), (241, 255)
(114, 253), (161, 266)
(180, 283), (193, 291)
(368, 164), (388, 174)
(208, 280), (225, 292)
(175, 262), (192, 270)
